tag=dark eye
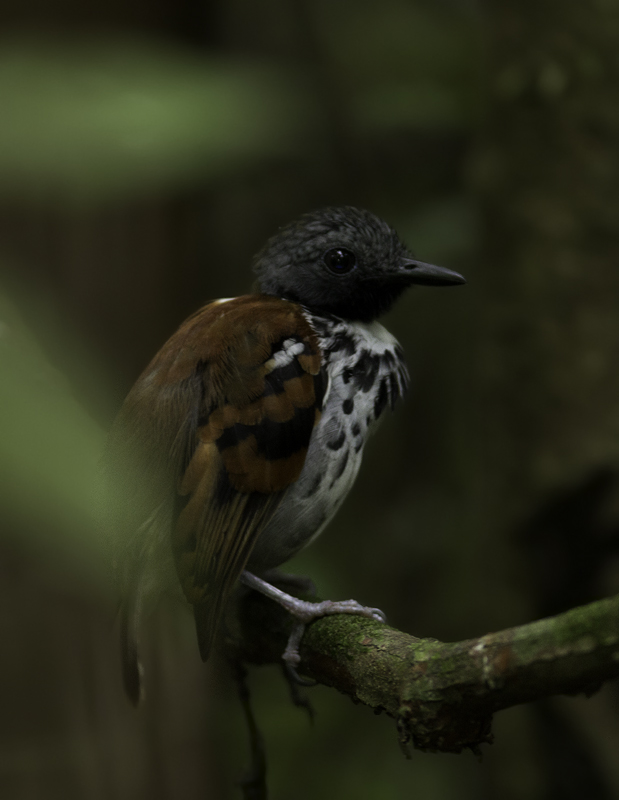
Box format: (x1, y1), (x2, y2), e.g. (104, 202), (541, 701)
(324, 247), (356, 274)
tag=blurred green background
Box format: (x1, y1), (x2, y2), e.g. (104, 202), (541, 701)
(2, 0), (619, 798)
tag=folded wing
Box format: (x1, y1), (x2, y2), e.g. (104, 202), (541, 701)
(108, 295), (325, 687)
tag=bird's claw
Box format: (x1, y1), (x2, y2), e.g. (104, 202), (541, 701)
(239, 572), (387, 678)
(280, 599), (387, 676)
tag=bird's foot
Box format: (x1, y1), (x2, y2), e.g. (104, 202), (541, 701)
(279, 599), (386, 668)
(240, 571), (386, 675)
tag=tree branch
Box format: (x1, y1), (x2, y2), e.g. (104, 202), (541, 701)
(230, 591), (619, 755)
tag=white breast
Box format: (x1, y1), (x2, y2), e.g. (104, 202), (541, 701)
(247, 314), (408, 572)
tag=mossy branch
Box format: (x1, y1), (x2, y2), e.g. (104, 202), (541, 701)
(230, 591), (619, 754)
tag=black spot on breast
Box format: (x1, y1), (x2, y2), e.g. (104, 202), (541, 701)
(374, 379), (389, 420)
(352, 350), (380, 393)
(382, 350), (396, 368)
(330, 450), (349, 487)
(327, 332), (356, 357)
(355, 440), (363, 454)
(342, 398), (354, 415)
(327, 429), (346, 450)
(351, 422), (361, 437)
(342, 367), (353, 384)
(389, 373), (400, 409)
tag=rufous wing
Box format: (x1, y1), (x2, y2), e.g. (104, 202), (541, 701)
(115, 295), (325, 663)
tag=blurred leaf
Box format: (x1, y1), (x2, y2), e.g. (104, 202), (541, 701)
(395, 196), (480, 263)
(318, 0), (483, 131)
(0, 286), (110, 583)
(353, 82), (465, 132)
(0, 36), (317, 201)
(320, 0), (479, 83)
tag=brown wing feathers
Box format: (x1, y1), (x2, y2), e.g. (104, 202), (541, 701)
(136, 296), (325, 660)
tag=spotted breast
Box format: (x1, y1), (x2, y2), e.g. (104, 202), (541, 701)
(247, 311), (408, 571)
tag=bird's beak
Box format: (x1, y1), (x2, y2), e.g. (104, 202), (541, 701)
(399, 257), (466, 287)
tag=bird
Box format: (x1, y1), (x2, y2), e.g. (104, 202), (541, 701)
(104, 205), (465, 704)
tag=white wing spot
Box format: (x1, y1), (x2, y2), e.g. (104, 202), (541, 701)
(265, 338), (305, 372)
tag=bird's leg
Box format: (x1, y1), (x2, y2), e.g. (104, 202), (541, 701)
(257, 569), (317, 597)
(240, 571), (386, 670)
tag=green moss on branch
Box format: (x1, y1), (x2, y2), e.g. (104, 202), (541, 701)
(230, 592), (619, 754)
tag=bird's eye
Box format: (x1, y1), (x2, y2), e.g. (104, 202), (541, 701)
(324, 248), (356, 274)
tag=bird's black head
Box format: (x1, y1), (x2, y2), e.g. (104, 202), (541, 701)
(253, 206), (465, 323)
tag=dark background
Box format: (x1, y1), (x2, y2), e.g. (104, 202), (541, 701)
(2, 0), (619, 798)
